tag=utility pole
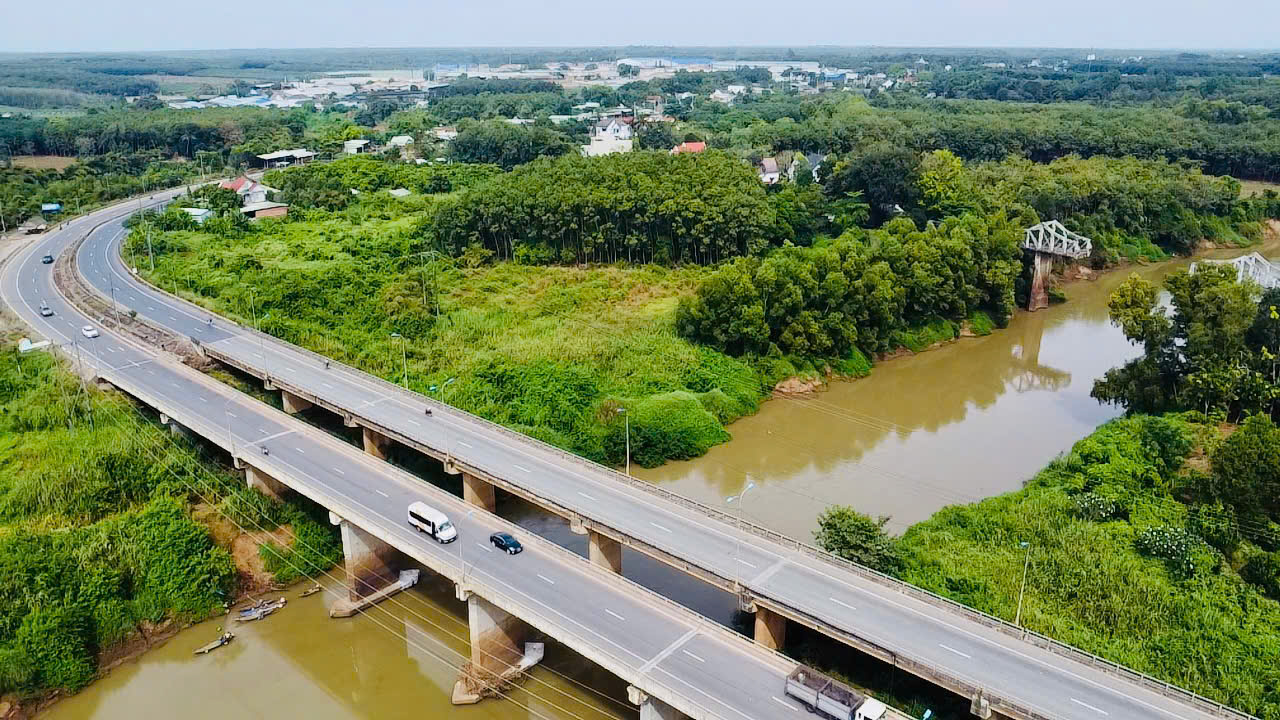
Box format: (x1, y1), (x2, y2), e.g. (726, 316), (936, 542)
(1015, 541), (1032, 629)
(146, 224), (155, 272)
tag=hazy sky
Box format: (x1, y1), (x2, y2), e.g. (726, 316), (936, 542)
(8, 0), (1280, 53)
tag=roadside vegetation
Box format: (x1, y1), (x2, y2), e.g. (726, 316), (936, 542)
(0, 342), (338, 702)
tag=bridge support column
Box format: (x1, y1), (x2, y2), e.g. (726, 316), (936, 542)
(970, 690), (992, 719)
(462, 472), (496, 513)
(281, 389), (312, 415)
(753, 605), (787, 650)
(362, 426), (391, 460)
(245, 464), (287, 499)
(330, 519), (408, 618)
(1027, 251), (1052, 312)
(628, 686), (687, 720)
(588, 531), (622, 574)
(452, 593), (534, 705)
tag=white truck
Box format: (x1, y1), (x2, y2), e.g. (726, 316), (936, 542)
(785, 666), (888, 720)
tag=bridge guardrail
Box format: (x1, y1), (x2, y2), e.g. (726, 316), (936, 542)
(116, 226), (1255, 720)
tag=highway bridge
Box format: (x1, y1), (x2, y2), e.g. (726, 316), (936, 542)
(7, 195), (1256, 720)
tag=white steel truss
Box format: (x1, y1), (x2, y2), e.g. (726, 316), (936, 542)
(1022, 220), (1092, 259)
(1192, 252), (1280, 289)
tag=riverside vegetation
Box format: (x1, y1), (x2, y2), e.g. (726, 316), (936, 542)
(0, 342), (340, 704)
(128, 147), (1278, 471)
(812, 262), (1280, 717)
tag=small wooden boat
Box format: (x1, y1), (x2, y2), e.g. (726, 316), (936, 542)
(194, 632), (234, 655)
(236, 597), (286, 622)
(300, 585), (322, 598)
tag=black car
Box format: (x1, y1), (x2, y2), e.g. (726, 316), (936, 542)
(489, 532), (523, 554)
(41, 254), (53, 264)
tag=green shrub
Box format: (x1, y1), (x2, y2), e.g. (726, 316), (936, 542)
(1241, 551), (1280, 599)
(1073, 492), (1120, 521)
(814, 506), (901, 573)
(966, 310), (995, 336)
(605, 392), (730, 467)
(1134, 525), (1204, 578)
(895, 317), (958, 353)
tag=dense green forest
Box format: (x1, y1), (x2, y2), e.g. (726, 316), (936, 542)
(0, 344), (338, 701)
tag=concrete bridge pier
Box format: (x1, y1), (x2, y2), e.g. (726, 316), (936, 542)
(245, 463), (288, 499)
(362, 426), (392, 460)
(1027, 252), (1052, 311)
(452, 591), (535, 705)
(752, 605), (787, 651)
(281, 389), (312, 414)
(330, 517), (409, 618)
(588, 531), (622, 573)
(628, 686), (687, 720)
(462, 472), (496, 513)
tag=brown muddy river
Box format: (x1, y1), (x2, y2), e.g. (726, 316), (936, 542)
(41, 246), (1269, 719)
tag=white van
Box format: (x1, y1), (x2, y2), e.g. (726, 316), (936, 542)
(408, 501), (458, 543)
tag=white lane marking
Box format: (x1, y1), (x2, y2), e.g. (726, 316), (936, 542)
(226, 412), (237, 418)
(407, 419), (421, 426)
(939, 643), (972, 659)
(1071, 698), (1110, 716)
(197, 397), (207, 403)
(296, 447), (306, 455)
(333, 467), (346, 476)
(146, 369), (155, 375)
(650, 522), (672, 533)
(577, 491), (597, 502)
(829, 597), (856, 611)
(476, 542), (493, 553)
(374, 489), (389, 498)
(771, 697), (798, 712)
(322, 382), (334, 389)
(604, 608), (625, 621)
(458, 440), (473, 449)
(513, 464), (531, 473)
(734, 558), (756, 568)
(536, 574), (556, 585)
(170, 382), (180, 388)
(285, 366), (296, 373)
(681, 649), (704, 663)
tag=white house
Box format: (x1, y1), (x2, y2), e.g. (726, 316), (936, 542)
(758, 157), (780, 185)
(218, 176), (274, 205)
(726, 84), (746, 95)
(592, 117), (633, 140)
(433, 126), (458, 141)
(387, 135), (414, 148)
(343, 139), (371, 154)
(709, 89), (735, 104)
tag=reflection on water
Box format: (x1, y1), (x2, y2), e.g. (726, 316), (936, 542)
(638, 260), (1198, 535)
(40, 570), (629, 720)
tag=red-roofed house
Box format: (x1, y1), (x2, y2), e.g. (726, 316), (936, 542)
(670, 141), (707, 155)
(219, 176), (273, 205)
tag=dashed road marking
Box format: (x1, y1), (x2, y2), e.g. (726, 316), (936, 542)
(681, 649), (704, 663)
(604, 608), (625, 621)
(458, 440), (473, 449)
(537, 574), (555, 585)
(374, 489), (389, 498)
(514, 464), (531, 473)
(771, 697), (798, 712)
(477, 542), (493, 553)
(830, 597), (856, 611)
(578, 491), (597, 502)
(939, 643), (971, 659)
(650, 521), (672, 533)
(1070, 698), (1109, 716)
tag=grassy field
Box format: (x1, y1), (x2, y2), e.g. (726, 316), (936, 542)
(1241, 179), (1280, 197)
(9, 155), (77, 171)
(131, 204), (765, 467)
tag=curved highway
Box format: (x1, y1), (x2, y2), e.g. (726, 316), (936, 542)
(17, 196), (1253, 720)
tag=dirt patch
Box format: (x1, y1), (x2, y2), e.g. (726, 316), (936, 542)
(232, 525), (295, 592)
(772, 375), (826, 396)
(10, 155), (77, 171)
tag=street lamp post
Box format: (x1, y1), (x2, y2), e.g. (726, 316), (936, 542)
(616, 407), (629, 476)
(390, 333), (408, 387)
(457, 508), (476, 582)
(725, 478), (756, 592)
(1015, 541), (1031, 629)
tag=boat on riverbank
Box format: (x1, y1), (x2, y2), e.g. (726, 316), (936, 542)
(236, 598), (286, 622)
(193, 632), (234, 655)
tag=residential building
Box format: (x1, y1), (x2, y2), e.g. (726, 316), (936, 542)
(433, 126), (458, 141)
(219, 176), (274, 205)
(343, 139), (371, 154)
(387, 188), (412, 198)
(387, 135), (414, 148)
(758, 157), (780, 184)
(592, 117), (634, 140)
(241, 201), (289, 220)
(181, 208), (213, 224)
(256, 148), (316, 168)
(670, 141), (707, 155)
(709, 89), (736, 104)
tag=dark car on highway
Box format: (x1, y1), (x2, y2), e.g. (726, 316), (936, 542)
(41, 254), (53, 264)
(489, 532), (523, 555)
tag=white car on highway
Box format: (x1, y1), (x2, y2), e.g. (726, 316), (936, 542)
(80, 325), (100, 339)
